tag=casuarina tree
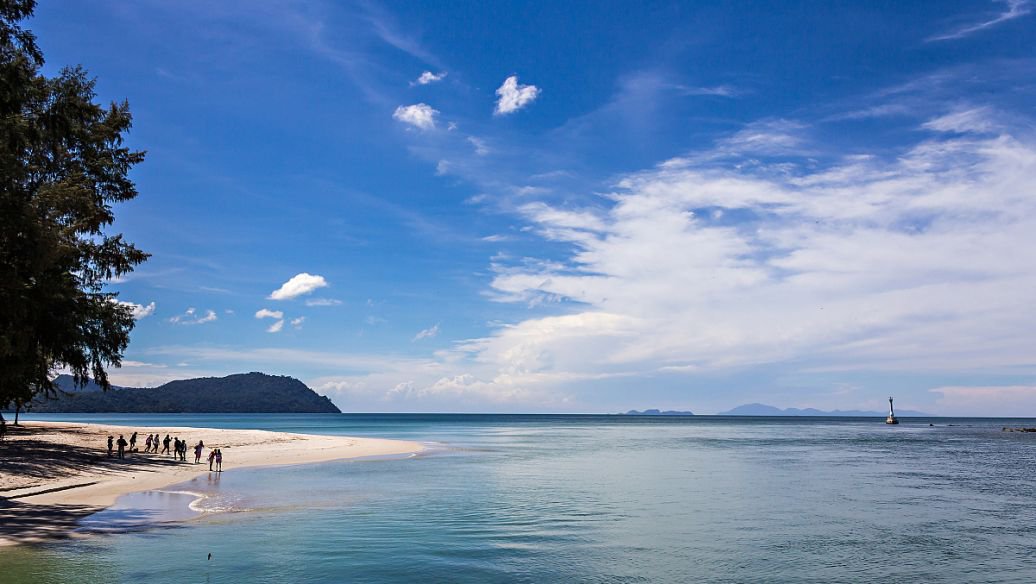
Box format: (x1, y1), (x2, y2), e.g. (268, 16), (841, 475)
(0, 0), (149, 416)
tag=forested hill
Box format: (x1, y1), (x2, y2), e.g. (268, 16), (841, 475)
(19, 373), (341, 413)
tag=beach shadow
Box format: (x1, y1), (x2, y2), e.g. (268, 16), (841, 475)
(0, 425), (198, 491)
(0, 498), (99, 543)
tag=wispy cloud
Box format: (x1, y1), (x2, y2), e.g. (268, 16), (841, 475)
(267, 319), (285, 333)
(494, 75), (540, 115)
(928, 0), (1031, 41)
(467, 136), (490, 156)
(269, 273), (329, 300)
(412, 323), (440, 341)
(169, 307), (218, 325)
(393, 103), (439, 130)
(305, 298), (343, 307)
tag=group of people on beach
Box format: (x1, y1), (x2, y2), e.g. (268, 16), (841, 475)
(105, 431), (223, 471)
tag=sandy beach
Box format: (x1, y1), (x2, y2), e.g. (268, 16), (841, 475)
(0, 420), (424, 546)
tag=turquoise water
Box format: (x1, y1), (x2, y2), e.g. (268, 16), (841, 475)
(3, 414), (1036, 582)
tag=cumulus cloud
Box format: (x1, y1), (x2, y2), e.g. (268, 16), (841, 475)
(168, 307), (217, 325)
(494, 75), (540, 115)
(269, 273), (329, 300)
(115, 300), (156, 319)
(412, 71), (446, 85)
(255, 308), (284, 320)
(413, 323), (440, 341)
(393, 103), (439, 130)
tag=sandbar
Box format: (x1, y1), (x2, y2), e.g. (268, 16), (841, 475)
(0, 420), (423, 546)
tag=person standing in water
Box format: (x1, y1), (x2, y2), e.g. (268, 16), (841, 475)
(214, 449), (222, 472)
(208, 448), (216, 471)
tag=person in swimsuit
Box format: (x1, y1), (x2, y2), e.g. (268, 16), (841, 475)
(194, 441), (204, 464)
(214, 449), (223, 472)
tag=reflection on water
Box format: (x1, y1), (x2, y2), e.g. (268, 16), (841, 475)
(4, 415), (1036, 583)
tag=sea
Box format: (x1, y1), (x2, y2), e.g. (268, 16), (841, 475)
(3, 413), (1036, 583)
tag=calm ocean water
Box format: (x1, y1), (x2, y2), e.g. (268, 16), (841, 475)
(3, 414), (1036, 583)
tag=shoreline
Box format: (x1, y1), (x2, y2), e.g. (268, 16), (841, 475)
(0, 420), (424, 546)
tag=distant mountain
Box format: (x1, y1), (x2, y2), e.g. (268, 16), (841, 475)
(620, 409), (695, 416)
(16, 372), (340, 413)
(717, 403), (931, 416)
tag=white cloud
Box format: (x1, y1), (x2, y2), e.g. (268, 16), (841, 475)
(393, 103), (439, 130)
(168, 307), (217, 325)
(413, 323), (440, 341)
(255, 308), (284, 320)
(305, 298), (342, 307)
(291, 317), (306, 329)
(715, 119), (806, 155)
(267, 319), (285, 333)
(494, 75), (540, 115)
(922, 106), (1000, 134)
(269, 273), (329, 300)
(467, 113), (1036, 394)
(115, 300), (156, 319)
(412, 70), (446, 85)
(435, 160), (451, 175)
(468, 136), (490, 156)
(928, 0), (1031, 41)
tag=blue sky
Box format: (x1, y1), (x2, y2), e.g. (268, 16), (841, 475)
(31, 1), (1036, 414)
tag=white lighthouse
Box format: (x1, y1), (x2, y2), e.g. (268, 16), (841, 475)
(885, 396), (899, 425)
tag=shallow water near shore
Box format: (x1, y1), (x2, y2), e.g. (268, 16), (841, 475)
(3, 414), (1036, 583)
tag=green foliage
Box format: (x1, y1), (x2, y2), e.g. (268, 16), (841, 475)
(0, 0), (148, 408)
(22, 373), (342, 414)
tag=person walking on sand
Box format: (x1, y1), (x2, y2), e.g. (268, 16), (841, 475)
(162, 434), (171, 455)
(129, 432), (137, 453)
(116, 435), (127, 459)
(194, 441), (204, 464)
(208, 448), (216, 471)
(144, 433), (152, 453)
(107, 435), (114, 457)
(214, 448), (223, 472)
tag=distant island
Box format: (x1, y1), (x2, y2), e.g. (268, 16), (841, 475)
(10, 372), (341, 414)
(619, 409), (695, 416)
(717, 403), (931, 417)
